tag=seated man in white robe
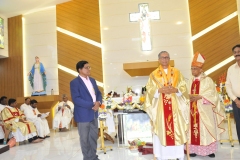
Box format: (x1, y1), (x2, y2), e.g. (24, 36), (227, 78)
(20, 97), (31, 113)
(53, 94), (74, 131)
(1, 98), (42, 144)
(24, 99), (50, 139)
(0, 96), (8, 143)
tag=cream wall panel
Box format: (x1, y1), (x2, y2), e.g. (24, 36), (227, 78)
(23, 7), (58, 96)
(25, 22), (56, 35)
(0, 14), (8, 58)
(100, 0), (193, 94)
(25, 33), (56, 46)
(24, 11), (56, 24)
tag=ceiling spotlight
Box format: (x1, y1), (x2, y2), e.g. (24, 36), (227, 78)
(176, 21), (183, 25)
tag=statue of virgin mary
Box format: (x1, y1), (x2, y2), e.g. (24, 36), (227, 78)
(28, 56), (47, 93)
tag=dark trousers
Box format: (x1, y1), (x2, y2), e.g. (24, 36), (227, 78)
(77, 119), (99, 160)
(232, 99), (240, 142)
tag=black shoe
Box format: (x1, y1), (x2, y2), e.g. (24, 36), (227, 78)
(45, 135), (50, 138)
(190, 153), (197, 157)
(38, 136), (45, 139)
(208, 153), (215, 158)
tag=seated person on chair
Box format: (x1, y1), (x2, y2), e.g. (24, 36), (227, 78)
(53, 94), (74, 131)
(1, 98), (42, 144)
(0, 96), (8, 143)
(20, 97), (31, 113)
(24, 99), (50, 139)
(0, 96), (8, 112)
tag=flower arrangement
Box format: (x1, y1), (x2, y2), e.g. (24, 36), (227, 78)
(98, 104), (107, 121)
(138, 86), (146, 109)
(216, 72), (233, 113)
(128, 138), (146, 150)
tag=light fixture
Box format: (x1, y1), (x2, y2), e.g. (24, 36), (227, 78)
(22, 17), (28, 96)
(57, 27), (102, 48)
(176, 21), (182, 25)
(192, 12), (237, 41)
(205, 56), (234, 75)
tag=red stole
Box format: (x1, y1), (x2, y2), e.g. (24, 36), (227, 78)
(190, 79), (200, 145)
(163, 93), (175, 145)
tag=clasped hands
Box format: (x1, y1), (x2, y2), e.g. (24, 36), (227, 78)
(19, 117), (27, 122)
(189, 94), (202, 102)
(158, 86), (178, 94)
(92, 101), (101, 112)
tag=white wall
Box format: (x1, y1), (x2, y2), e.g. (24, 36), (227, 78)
(0, 14), (8, 58)
(100, 0), (193, 95)
(23, 7), (59, 96)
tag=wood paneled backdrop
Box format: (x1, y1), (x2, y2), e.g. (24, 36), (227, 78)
(188, 0), (240, 83)
(57, 0), (103, 99)
(0, 15), (23, 99)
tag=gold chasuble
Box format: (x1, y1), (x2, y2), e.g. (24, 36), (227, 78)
(144, 65), (189, 146)
(188, 75), (225, 146)
(2, 107), (36, 136)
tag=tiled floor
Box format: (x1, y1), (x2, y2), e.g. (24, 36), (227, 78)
(0, 120), (239, 160)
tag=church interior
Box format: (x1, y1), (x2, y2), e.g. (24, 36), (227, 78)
(0, 0), (240, 159)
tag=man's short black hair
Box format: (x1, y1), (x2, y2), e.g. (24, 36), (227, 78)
(76, 60), (88, 73)
(8, 98), (16, 106)
(0, 96), (7, 102)
(30, 99), (38, 104)
(232, 44), (240, 52)
(25, 97), (30, 101)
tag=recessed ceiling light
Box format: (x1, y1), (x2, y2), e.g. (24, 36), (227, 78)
(103, 27), (109, 30)
(176, 21), (182, 25)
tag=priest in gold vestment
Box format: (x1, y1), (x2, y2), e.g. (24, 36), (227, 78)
(144, 51), (190, 160)
(1, 99), (42, 143)
(188, 52), (225, 158)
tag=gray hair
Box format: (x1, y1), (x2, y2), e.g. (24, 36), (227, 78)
(158, 51), (170, 59)
(62, 94), (67, 98)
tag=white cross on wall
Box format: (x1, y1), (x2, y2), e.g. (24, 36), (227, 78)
(129, 3), (160, 51)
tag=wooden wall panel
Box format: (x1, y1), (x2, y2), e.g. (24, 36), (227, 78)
(0, 15), (23, 99)
(57, 0), (103, 98)
(57, 0), (101, 42)
(193, 17), (240, 71)
(189, 0), (237, 35)
(188, 0), (240, 83)
(57, 32), (103, 82)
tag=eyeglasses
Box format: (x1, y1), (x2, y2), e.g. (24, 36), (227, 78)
(233, 51), (240, 54)
(159, 56), (170, 60)
(191, 67), (200, 70)
(83, 66), (91, 70)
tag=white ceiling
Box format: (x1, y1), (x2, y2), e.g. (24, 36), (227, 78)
(0, 0), (71, 18)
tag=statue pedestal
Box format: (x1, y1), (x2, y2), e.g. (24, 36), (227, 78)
(31, 91), (47, 96)
(17, 95), (59, 128)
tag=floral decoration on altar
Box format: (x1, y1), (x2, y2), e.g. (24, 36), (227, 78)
(216, 72), (233, 113)
(121, 87), (135, 110)
(102, 86), (147, 110)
